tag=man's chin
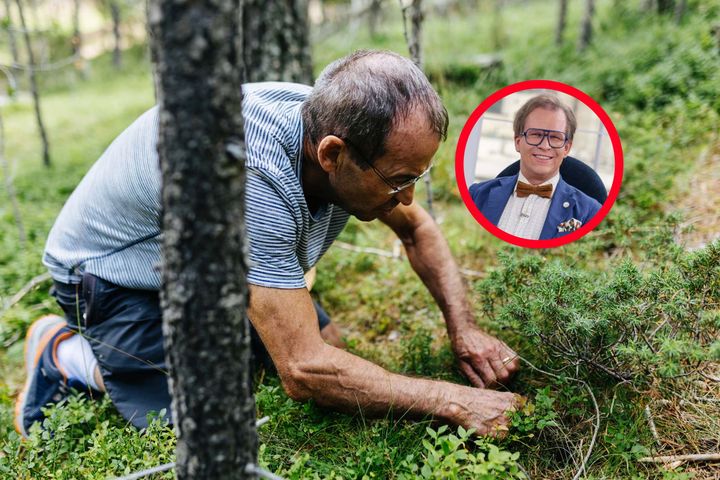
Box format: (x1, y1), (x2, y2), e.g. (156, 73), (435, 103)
(352, 211), (379, 222)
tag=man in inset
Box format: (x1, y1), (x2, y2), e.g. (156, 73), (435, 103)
(470, 94), (602, 240)
(16, 50), (520, 439)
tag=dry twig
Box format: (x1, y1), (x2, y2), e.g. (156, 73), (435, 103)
(1, 271), (52, 318)
(638, 453), (720, 463)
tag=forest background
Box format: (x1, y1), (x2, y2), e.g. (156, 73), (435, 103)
(0, 0), (718, 478)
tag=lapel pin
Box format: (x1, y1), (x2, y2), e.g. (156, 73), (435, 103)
(563, 201), (570, 208)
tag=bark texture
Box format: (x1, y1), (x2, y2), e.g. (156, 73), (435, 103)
(555, 0), (568, 46)
(404, 0), (423, 69)
(150, 0), (256, 478)
(15, 0), (50, 166)
(577, 0), (594, 52)
(242, 0), (313, 84)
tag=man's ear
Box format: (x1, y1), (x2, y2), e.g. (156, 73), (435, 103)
(514, 135), (521, 153)
(317, 135), (345, 173)
(564, 139), (573, 156)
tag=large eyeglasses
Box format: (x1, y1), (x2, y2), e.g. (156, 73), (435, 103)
(340, 136), (432, 195)
(521, 128), (569, 148)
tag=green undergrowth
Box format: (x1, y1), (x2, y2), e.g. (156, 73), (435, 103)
(1, 0), (719, 478)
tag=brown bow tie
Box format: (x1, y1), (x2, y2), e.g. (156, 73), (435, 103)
(516, 181), (553, 199)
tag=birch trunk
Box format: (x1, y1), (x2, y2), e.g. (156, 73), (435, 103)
(150, 0), (256, 477)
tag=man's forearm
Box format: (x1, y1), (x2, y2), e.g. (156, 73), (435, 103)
(282, 342), (513, 433)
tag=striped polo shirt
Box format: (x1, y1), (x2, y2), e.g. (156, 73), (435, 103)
(43, 82), (350, 290)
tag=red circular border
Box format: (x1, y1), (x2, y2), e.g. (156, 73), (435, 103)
(455, 80), (624, 248)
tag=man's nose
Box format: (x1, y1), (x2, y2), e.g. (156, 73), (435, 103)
(538, 134), (553, 148)
(395, 185), (415, 206)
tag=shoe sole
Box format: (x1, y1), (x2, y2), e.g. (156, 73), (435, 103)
(14, 314), (66, 438)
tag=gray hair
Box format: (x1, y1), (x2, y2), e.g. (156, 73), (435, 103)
(301, 50), (448, 168)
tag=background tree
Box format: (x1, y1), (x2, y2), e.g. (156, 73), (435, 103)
(555, 0), (567, 46)
(15, 0), (50, 166)
(241, 0), (313, 84)
(491, 0), (506, 50)
(71, 0), (81, 56)
(577, 0), (594, 52)
(2, 0), (20, 65)
(402, 0), (423, 69)
(150, 0), (256, 477)
(368, 0), (383, 38)
(656, 0), (674, 14)
(674, 0), (686, 22)
(0, 109), (26, 247)
(109, 0), (120, 68)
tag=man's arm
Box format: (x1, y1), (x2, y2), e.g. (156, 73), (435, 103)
(380, 202), (520, 388)
(248, 284), (517, 435)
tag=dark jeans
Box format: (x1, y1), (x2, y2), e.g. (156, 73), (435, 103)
(51, 272), (332, 428)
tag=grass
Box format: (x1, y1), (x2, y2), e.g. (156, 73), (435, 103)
(1, 0), (720, 478)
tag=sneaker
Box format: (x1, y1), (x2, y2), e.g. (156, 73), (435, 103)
(14, 314), (73, 438)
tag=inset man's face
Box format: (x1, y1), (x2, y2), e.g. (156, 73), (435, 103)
(514, 107), (572, 185)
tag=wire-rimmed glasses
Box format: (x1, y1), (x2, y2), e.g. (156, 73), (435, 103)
(340, 136), (432, 195)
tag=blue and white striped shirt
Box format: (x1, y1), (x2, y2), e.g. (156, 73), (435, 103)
(43, 83), (350, 290)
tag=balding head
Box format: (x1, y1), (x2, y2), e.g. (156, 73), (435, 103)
(301, 50), (448, 169)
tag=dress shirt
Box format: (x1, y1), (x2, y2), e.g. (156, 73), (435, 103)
(497, 173), (560, 239)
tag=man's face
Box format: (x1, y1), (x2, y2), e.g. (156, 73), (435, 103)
(331, 111), (440, 221)
(515, 107), (572, 185)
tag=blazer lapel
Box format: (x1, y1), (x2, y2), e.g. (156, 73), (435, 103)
(483, 175), (517, 224)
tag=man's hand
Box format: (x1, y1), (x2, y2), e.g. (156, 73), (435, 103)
(451, 325), (520, 388)
(443, 387), (520, 437)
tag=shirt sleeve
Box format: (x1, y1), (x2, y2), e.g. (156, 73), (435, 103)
(245, 169), (306, 289)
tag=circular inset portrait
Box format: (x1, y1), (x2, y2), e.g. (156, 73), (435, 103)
(455, 80), (623, 248)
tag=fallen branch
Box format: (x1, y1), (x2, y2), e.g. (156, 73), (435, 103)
(1, 271), (52, 317)
(644, 405), (661, 447)
(638, 453), (720, 463)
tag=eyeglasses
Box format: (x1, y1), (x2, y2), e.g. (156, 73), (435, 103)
(340, 136), (432, 195)
(521, 128), (569, 148)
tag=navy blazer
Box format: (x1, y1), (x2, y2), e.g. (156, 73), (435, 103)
(469, 174), (602, 239)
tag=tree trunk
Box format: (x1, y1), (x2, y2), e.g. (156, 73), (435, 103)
(674, 0), (686, 23)
(657, 0), (674, 14)
(577, 0), (594, 53)
(0, 110), (26, 247)
(400, 0), (434, 217)
(150, 0), (256, 477)
(555, 0), (567, 46)
(15, 0), (50, 167)
(2, 0), (20, 65)
(110, 0), (121, 68)
(491, 0), (505, 50)
(71, 0), (81, 56)
(405, 0), (423, 69)
(242, 0), (313, 84)
(369, 0), (382, 38)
